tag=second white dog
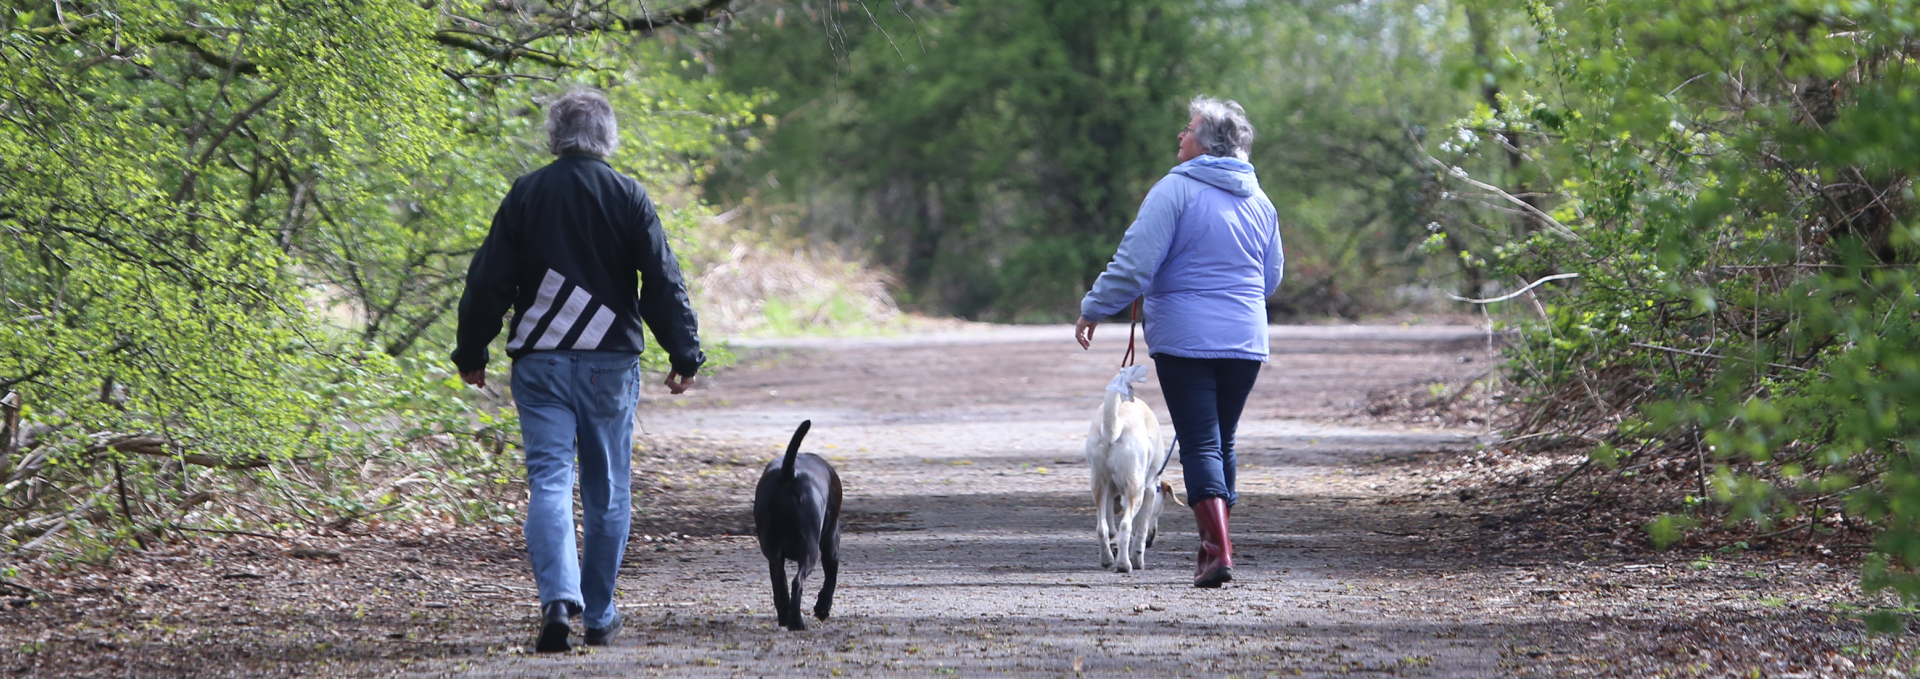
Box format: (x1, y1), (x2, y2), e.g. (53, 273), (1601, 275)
(1086, 365), (1182, 572)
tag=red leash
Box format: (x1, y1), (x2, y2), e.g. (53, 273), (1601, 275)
(1121, 298), (1142, 367)
(1119, 297), (1172, 473)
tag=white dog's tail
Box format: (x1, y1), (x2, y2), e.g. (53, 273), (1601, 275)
(1101, 365), (1150, 443)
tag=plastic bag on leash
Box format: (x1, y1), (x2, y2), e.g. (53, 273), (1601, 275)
(1105, 365), (1150, 398)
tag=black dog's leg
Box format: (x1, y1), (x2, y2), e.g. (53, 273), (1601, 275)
(815, 469), (843, 622)
(768, 557), (793, 629)
(814, 556), (838, 621)
(786, 569), (809, 630)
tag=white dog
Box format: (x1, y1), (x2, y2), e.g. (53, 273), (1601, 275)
(1086, 365), (1182, 572)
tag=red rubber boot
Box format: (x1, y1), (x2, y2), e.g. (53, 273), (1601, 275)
(1192, 498), (1234, 588)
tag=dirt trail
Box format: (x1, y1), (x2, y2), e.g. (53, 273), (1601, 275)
(430, 324), (1540, 677)
(5, 324), (1903, 677)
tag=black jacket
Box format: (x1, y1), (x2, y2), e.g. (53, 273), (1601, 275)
(452, 154), (705, 376)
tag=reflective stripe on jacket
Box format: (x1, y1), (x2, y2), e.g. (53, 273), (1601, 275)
(453, 154), (705, 375)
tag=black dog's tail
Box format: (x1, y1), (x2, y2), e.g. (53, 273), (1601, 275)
(781, 420), (812, 483)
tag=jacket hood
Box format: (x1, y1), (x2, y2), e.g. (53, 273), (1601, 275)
(1170, 155), (1260, 197)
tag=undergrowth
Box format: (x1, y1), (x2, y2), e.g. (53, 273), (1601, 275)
(1424, 0), (1920, 626)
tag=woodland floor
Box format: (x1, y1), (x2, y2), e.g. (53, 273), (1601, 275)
(3, 323), (1915, 677)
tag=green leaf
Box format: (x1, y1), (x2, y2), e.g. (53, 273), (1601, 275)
(1646, 514), (1698, 550)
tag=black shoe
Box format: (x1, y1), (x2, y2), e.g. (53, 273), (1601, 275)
(585, 612), (623, 646)
(535, 601), (575, 653)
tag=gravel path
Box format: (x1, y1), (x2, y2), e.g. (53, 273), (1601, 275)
(428, 324), (1530, 677)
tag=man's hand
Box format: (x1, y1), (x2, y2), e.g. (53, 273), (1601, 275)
(664, 372), (696, 394)
(1075, 317), (1099, 350)
(461, 370), (486, 389)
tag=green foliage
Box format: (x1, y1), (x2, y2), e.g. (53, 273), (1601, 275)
(1648, 514), (1701, 550)
(1237, 0), (1488, 318)
(1588, 443), (1623, 469)
(1442, 0), (1920, 600)
(1, 0), (455, 523)
(0, 1), (753, 557)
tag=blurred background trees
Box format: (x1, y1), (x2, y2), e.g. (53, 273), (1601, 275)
(703, 0), (1507, 320)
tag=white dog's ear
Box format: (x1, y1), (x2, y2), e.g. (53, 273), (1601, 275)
(1159, 480), (1186, 507)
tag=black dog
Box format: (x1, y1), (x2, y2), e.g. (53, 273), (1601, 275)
(752, 420), (842, 631)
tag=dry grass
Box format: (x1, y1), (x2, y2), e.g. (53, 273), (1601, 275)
(680, 216), (903, 338)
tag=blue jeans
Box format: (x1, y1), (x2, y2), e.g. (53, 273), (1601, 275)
(1154, 354), (1262, 507)
(510, 350), (640, 629)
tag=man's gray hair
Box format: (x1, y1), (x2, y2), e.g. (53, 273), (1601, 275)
(545, 89), (619, 157)
(1189, 95), (1254, 160)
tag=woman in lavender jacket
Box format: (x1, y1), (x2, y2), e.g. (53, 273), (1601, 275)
(1075, 96), (1282, 588)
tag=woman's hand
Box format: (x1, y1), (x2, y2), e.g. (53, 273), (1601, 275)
(664, 372), (696, 394)
(1075, 317), (1099, 350)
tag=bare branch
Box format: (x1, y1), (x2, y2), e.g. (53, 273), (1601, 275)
(154, 30), (259, 75)
(431, 31), (582, 69)
(1627, 342), (1818, 375)
(18, 17), (105, 41)
(606, 0), (738, 33)
(1445, 273), (1581, 304)
(1422, 152), (1586, 243)
(90, 434), (271, 469)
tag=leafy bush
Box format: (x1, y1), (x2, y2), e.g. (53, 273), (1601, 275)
(1435, 0), (1920, 613)
(0, 2), (754, 561)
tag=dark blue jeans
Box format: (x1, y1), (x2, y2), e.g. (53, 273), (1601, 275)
(1154, 354), (1262, 507)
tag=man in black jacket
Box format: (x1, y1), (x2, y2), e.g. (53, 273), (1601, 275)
(451, 89), (704, 652)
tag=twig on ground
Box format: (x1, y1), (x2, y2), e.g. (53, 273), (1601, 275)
(327, 502), (407, 530)
(287, 546), (344, 561)
(616, 601), (697, 609)
(1548, 459), (1593, 492)
(1691, 429), (1709, 500)
(0, 577), (35, 597)
(169, 524), (295, 541)
(1743, 521), (1815, 544)
(14, 519), (68, 553)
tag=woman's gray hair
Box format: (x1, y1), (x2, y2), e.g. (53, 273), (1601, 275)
(545, 89), (619, 158)
(1189, 95), (1254, 160)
